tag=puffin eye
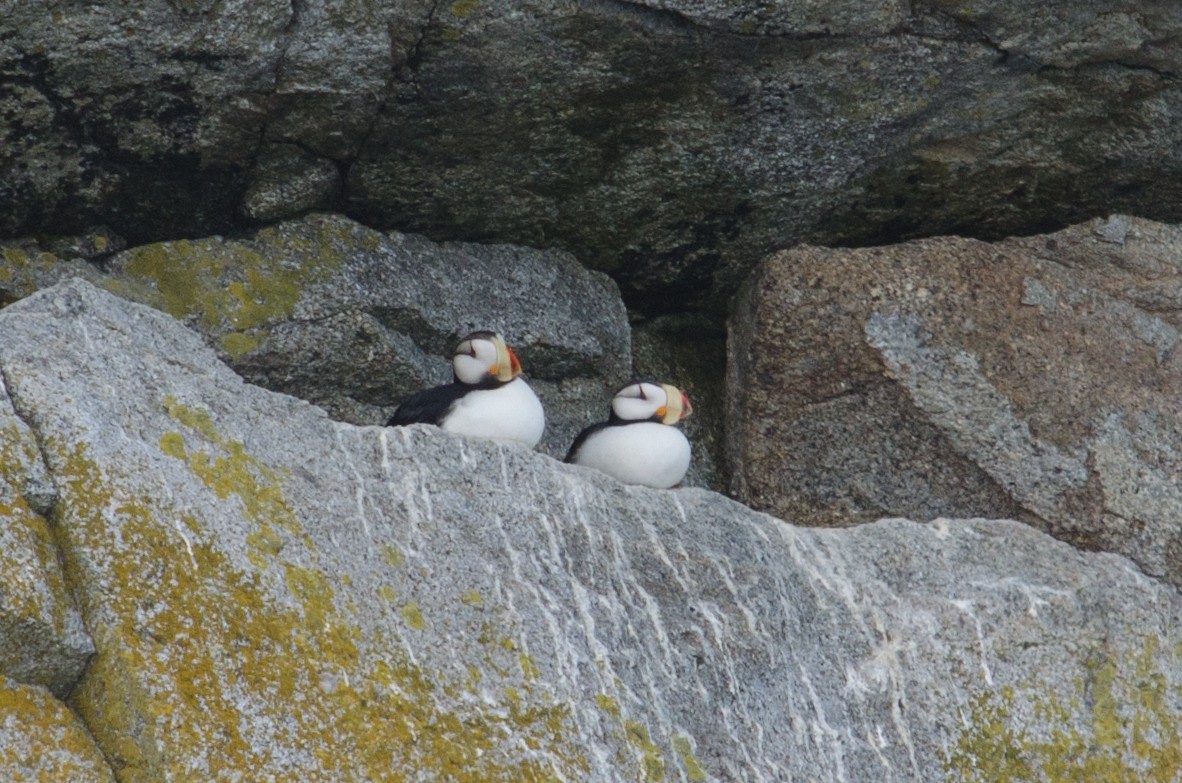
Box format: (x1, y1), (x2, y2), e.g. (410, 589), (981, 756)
(635, 385), (646, 400)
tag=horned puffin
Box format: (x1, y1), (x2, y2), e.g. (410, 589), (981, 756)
(564, 381), (692, 488)
(386, 331), (545, 447)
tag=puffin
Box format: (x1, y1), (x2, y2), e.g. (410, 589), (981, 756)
(565, 381), (692, 488)
(386, 331), (545, 447)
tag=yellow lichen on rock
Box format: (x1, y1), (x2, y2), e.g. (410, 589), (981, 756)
(944, 640), (1182, 782)
(0, 419), (91, 695)
(0, 423), (59, 626)
(0, 675), (115, 783)
(624, 720), (667, 782)
(160, 396), (305, 541)
(110, 217), (352, 359)
(53, 439), (589, 782)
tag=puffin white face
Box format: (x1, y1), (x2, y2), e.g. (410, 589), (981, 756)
(452, 332), (522, 385)
(610, 382), (693, 425)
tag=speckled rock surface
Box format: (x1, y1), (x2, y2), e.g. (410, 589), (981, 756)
(0, 213), (633, 461)
(0, 376), (93, 697)
(1, 277), (1180, 781)
(0, 675), (115, 783)
(4, 1), (1181, 311)
(728, 214), (1182, 587)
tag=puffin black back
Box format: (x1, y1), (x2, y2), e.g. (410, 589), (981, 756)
(386, 384), (468, 426)
(563, 420), (613, 463)
(386, 376), (505, 427)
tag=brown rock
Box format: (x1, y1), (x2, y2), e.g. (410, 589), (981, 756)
(728, 215), (1182, 584)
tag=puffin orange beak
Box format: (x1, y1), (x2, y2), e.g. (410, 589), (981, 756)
(659, 384), (691, 425)
(491, 337), (519, 382)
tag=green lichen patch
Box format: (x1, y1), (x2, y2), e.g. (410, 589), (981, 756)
(593, 691), (706, 782)
(450, 0), (478, 17)
(399, 602), (426, 630)
(381, 543), (405, 567)
(284, 564), (346, 642)
(624, 721), (667, 782)
(110, 219), (350, 359)
(520, 653), (541, 681)
(944, 640), (1182, 782)
(0, 246), (61, 296)
(672, 735), (708, 782)
(596, 693), (621, 718)
(54, 441), (588, 782)
(0, 420), (45, 489)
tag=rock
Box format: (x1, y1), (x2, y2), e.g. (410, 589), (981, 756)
(3, 213), (634, 461)
(4, 2), (1182, 311)
(0, 243), (107, 308)
(0, 379), (94, 696)
(43, 227), (127, 261)
(240, 143), (341, 223)
(0, 676), (115, 782)
(728, 214), (1182, 587)
(1, 277), (1180, 780)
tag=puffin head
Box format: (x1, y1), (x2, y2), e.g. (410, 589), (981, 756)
(610, 381), (693, 425)
(452, 331), (523, 385)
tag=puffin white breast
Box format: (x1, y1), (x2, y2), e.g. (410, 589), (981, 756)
(440, 376), (545, 447)
(571, 421), (690, 488)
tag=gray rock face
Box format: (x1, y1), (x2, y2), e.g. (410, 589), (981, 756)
(0, 377), (93, 697)
(4, 1), (1181, 310)
(1, 213), (633, 460)
(2, 277), (1180, 781)
(728, 214), (1182, 587)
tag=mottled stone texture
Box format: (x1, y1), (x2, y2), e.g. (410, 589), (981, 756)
(728, 214), (1182, 587)
(3, 1), (1181, 310)
(0, 278), (1179, 782)
(0, 675), (115, 783)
